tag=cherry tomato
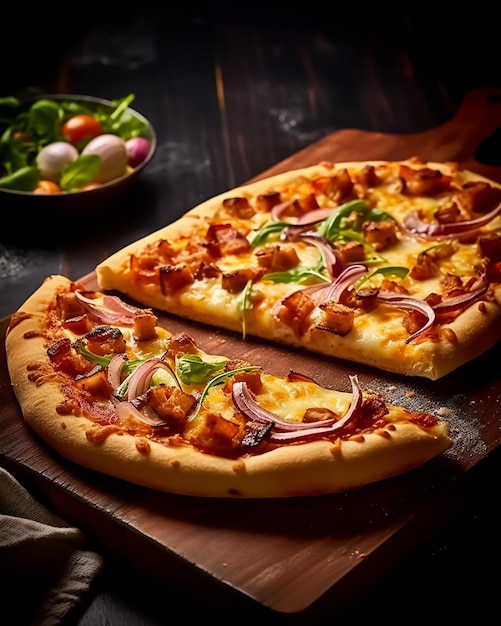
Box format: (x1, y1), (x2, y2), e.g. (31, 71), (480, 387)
(62, 115), (102, 144)
(33, 180), (61, 194)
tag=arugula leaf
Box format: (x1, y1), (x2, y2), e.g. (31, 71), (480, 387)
(73, 338), (114, 367)
(249, 220), (288, 246)
(189, 365), (262, 421)
(176, 354), (227, 384)
(236, 279), (254, 339)
(317, 199), (396, 241)
(263, 255), (328, 284)
(357, 266), (409, 287)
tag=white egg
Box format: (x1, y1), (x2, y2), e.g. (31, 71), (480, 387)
(36, 142), (79, 182)
(82, 134), (128, 183)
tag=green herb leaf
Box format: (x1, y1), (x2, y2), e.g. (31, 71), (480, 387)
(263, 255), (328, 284)
(59, 154), (101, 191)
(0, 165), (39, 191)
(27, 99), (61, 143)
(189, 366), (262, 421)
(317, 199), (396, 241)
(236, 279), (254, 339)
(73, 339), (113, 367)
(176, 354), (227, 384)
(357, 265), (409, 287)
(249, 220), (288, 246)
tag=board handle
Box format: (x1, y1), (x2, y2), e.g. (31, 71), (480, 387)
(255, 88), (501, 183)
(437, 88), (501, 172)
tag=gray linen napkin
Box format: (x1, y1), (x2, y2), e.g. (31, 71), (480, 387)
(0, 467), (104, 625)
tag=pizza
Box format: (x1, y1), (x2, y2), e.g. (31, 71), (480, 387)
(5, 274), (451, 498)
(96, 157), (501, 380)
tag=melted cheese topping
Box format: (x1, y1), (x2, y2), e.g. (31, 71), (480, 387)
(203, 374), (351, 422)
(97, 160), (501, 378)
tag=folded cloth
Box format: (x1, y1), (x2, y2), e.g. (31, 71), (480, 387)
(0, 467), (104, 626)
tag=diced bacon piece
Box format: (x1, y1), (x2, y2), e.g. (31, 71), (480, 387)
(316, 301), (354, 336)
(206, 223), (252, 256)
(362, 219), (398, 251)
(56, 292), (86, 322)
(434, 202), (461, 224)
(255, 244), (300, 271)
(47, 338), (93, 377)
(222, 196), (256, 219)
(194, 262), (221, 280)
(221, 267), (263, 293)
(75, 366), (112, 397)
(335, 240), (366, 263)
(133, 309), (158, 341)
(256, 191), (282, 212)
(222, 368), (262, 395)
(166, 333), (199, 357)
(478, 233), (501, 263)
(399, 164), (452, 196)
(63, 315), (91, 335)
(403, 309), (432, 339)
(159, 264), (194, 294)
(458, 181), (501, 215)
(440, 273), (467, 298)
(409, 251), (439, 280)
(292, 192), (319, 214)
(146, 385), (197, 425)
(195, 412), (242, 453)
(85, 325), (126, 356)
(352, 164), (380, 187)
(277, 289), (316, 335)
(130, 254), (159, 283)
(319, 168), (354, 204)
(302, 406), (339, 423)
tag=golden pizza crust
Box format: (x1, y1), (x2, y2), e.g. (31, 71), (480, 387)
(5, 274), (452, 498)
(96, 160), (501, 380)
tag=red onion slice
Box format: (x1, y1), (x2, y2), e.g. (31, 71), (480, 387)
(232, 375), (363, 444)
(271, 200), (295, 221)
(232, 381), (337, 431)
(376, 292), (436, 343)
(114, 399), (168, 427)
(432, 284), (488, 313)
(296, 232), (345, 278)
(126, 358), (179, 400)
(296, 207), (336, 225)
(107, 353), (128, 391)
(403, 201), (501, 238)
(102, 295), (142, 315)
(75, 290), (135, 325)
(324, 264), (368, 302)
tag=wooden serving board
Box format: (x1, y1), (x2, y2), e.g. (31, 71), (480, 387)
(2, 88), (501, 619)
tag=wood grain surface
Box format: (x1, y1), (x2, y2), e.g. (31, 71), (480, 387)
(2, 88), (501, 619)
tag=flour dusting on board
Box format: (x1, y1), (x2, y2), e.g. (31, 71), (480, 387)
(370, 378), (487, 466)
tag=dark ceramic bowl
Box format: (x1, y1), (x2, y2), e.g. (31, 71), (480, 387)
(0, 94), (157, 234)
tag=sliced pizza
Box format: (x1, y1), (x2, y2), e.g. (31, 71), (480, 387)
(95, 157), (501, 380)
(5, 275), (451, 498)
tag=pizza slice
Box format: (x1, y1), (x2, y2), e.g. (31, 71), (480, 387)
(95, 157), (501, 380)
(5, 275), (451, 498)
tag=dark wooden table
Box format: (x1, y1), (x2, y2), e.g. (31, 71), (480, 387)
(2, 4), (501, 624)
